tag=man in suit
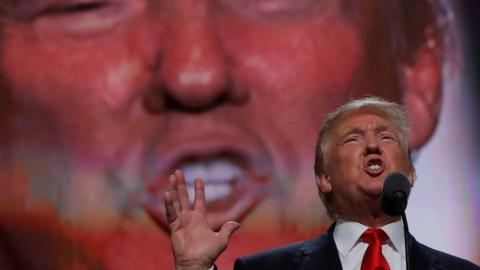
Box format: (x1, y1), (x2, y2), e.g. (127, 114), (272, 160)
(163, 97), (480, 270)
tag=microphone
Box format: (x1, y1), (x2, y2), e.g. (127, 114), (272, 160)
(380, 171), (412, 270)
(380, 171), (411, 216)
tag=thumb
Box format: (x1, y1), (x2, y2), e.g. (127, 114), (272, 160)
(218, 221), (240, 243)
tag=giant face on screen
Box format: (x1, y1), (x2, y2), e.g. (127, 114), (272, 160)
(0, 0), (477, 269)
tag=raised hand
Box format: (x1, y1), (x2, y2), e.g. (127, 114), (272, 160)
(163, 170), (240, 270)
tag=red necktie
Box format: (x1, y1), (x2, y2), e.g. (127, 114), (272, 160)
(360, 228), (391, 270)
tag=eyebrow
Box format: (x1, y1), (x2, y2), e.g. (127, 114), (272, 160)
(341, 126), (364, 138)
(374, 124), (390, 134)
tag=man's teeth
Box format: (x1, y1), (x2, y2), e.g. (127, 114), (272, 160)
(368, 164), (381, 170)
(181, 159), (243, 203)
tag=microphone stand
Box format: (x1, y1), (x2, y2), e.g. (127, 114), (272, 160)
(400, 201), (411, 270)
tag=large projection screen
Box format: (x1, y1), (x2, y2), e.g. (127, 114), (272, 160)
(0, 1), (478, 269)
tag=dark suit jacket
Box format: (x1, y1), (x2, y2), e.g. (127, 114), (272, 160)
(233, 225), (480, 270)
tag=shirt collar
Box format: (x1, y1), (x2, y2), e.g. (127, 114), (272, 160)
(333, 219), (405, 258)
(383, 218), (406, 258)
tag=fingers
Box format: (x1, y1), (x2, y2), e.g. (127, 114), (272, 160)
(164, 190), (177, 224)
(218, 221), (240, 243)
(164, 170), (208, 225)
(174, 170), (191, 210)
(168, 175), (182, 212)
(164, 173), (182, 225)
(193, 178), (206, 212)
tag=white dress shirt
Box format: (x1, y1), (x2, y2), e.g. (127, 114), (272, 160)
(208, 219), (406, 270)
(333, 219), (406, 270)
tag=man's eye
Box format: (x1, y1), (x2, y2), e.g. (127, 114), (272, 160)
(344, 136), (359, 144)
(380, 134), (394, 141)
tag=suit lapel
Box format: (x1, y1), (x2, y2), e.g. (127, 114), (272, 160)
(291, 225), (445, 270)
(411, 236), (430, 270)
(294, 224), (342, 270)
(410, 235), (444, 270)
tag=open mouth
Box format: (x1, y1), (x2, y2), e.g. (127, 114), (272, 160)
(176, 153), (270, 212)
(364, 157), (385, 177)
(182, 158), (243, 204)
(142, 141), (273, 229)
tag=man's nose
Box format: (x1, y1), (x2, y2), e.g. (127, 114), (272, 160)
(364, 136), (382, 156)
(144, 1), (247, 113)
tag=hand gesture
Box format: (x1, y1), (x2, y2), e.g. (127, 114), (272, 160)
(163, 170), (240, 270)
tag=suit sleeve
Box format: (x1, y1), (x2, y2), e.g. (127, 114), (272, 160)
(233, 257), (247, 270)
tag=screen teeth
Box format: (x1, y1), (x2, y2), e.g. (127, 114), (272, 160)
(181, 159), (243, 202)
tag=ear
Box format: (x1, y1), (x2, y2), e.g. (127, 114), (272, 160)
(402, 28), (443, 150)
(406, 164), (416, 187)
(315, 172), (332, 194)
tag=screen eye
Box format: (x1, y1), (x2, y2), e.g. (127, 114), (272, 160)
(32, 1), (146, 38)
(39, 1), (112, 16)
(44, 2), (106, 14)
(217, 0), (329, 19)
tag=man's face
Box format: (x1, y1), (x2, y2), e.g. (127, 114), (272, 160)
(1, 0), (365, 229)
(319, 110), (414, 221)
